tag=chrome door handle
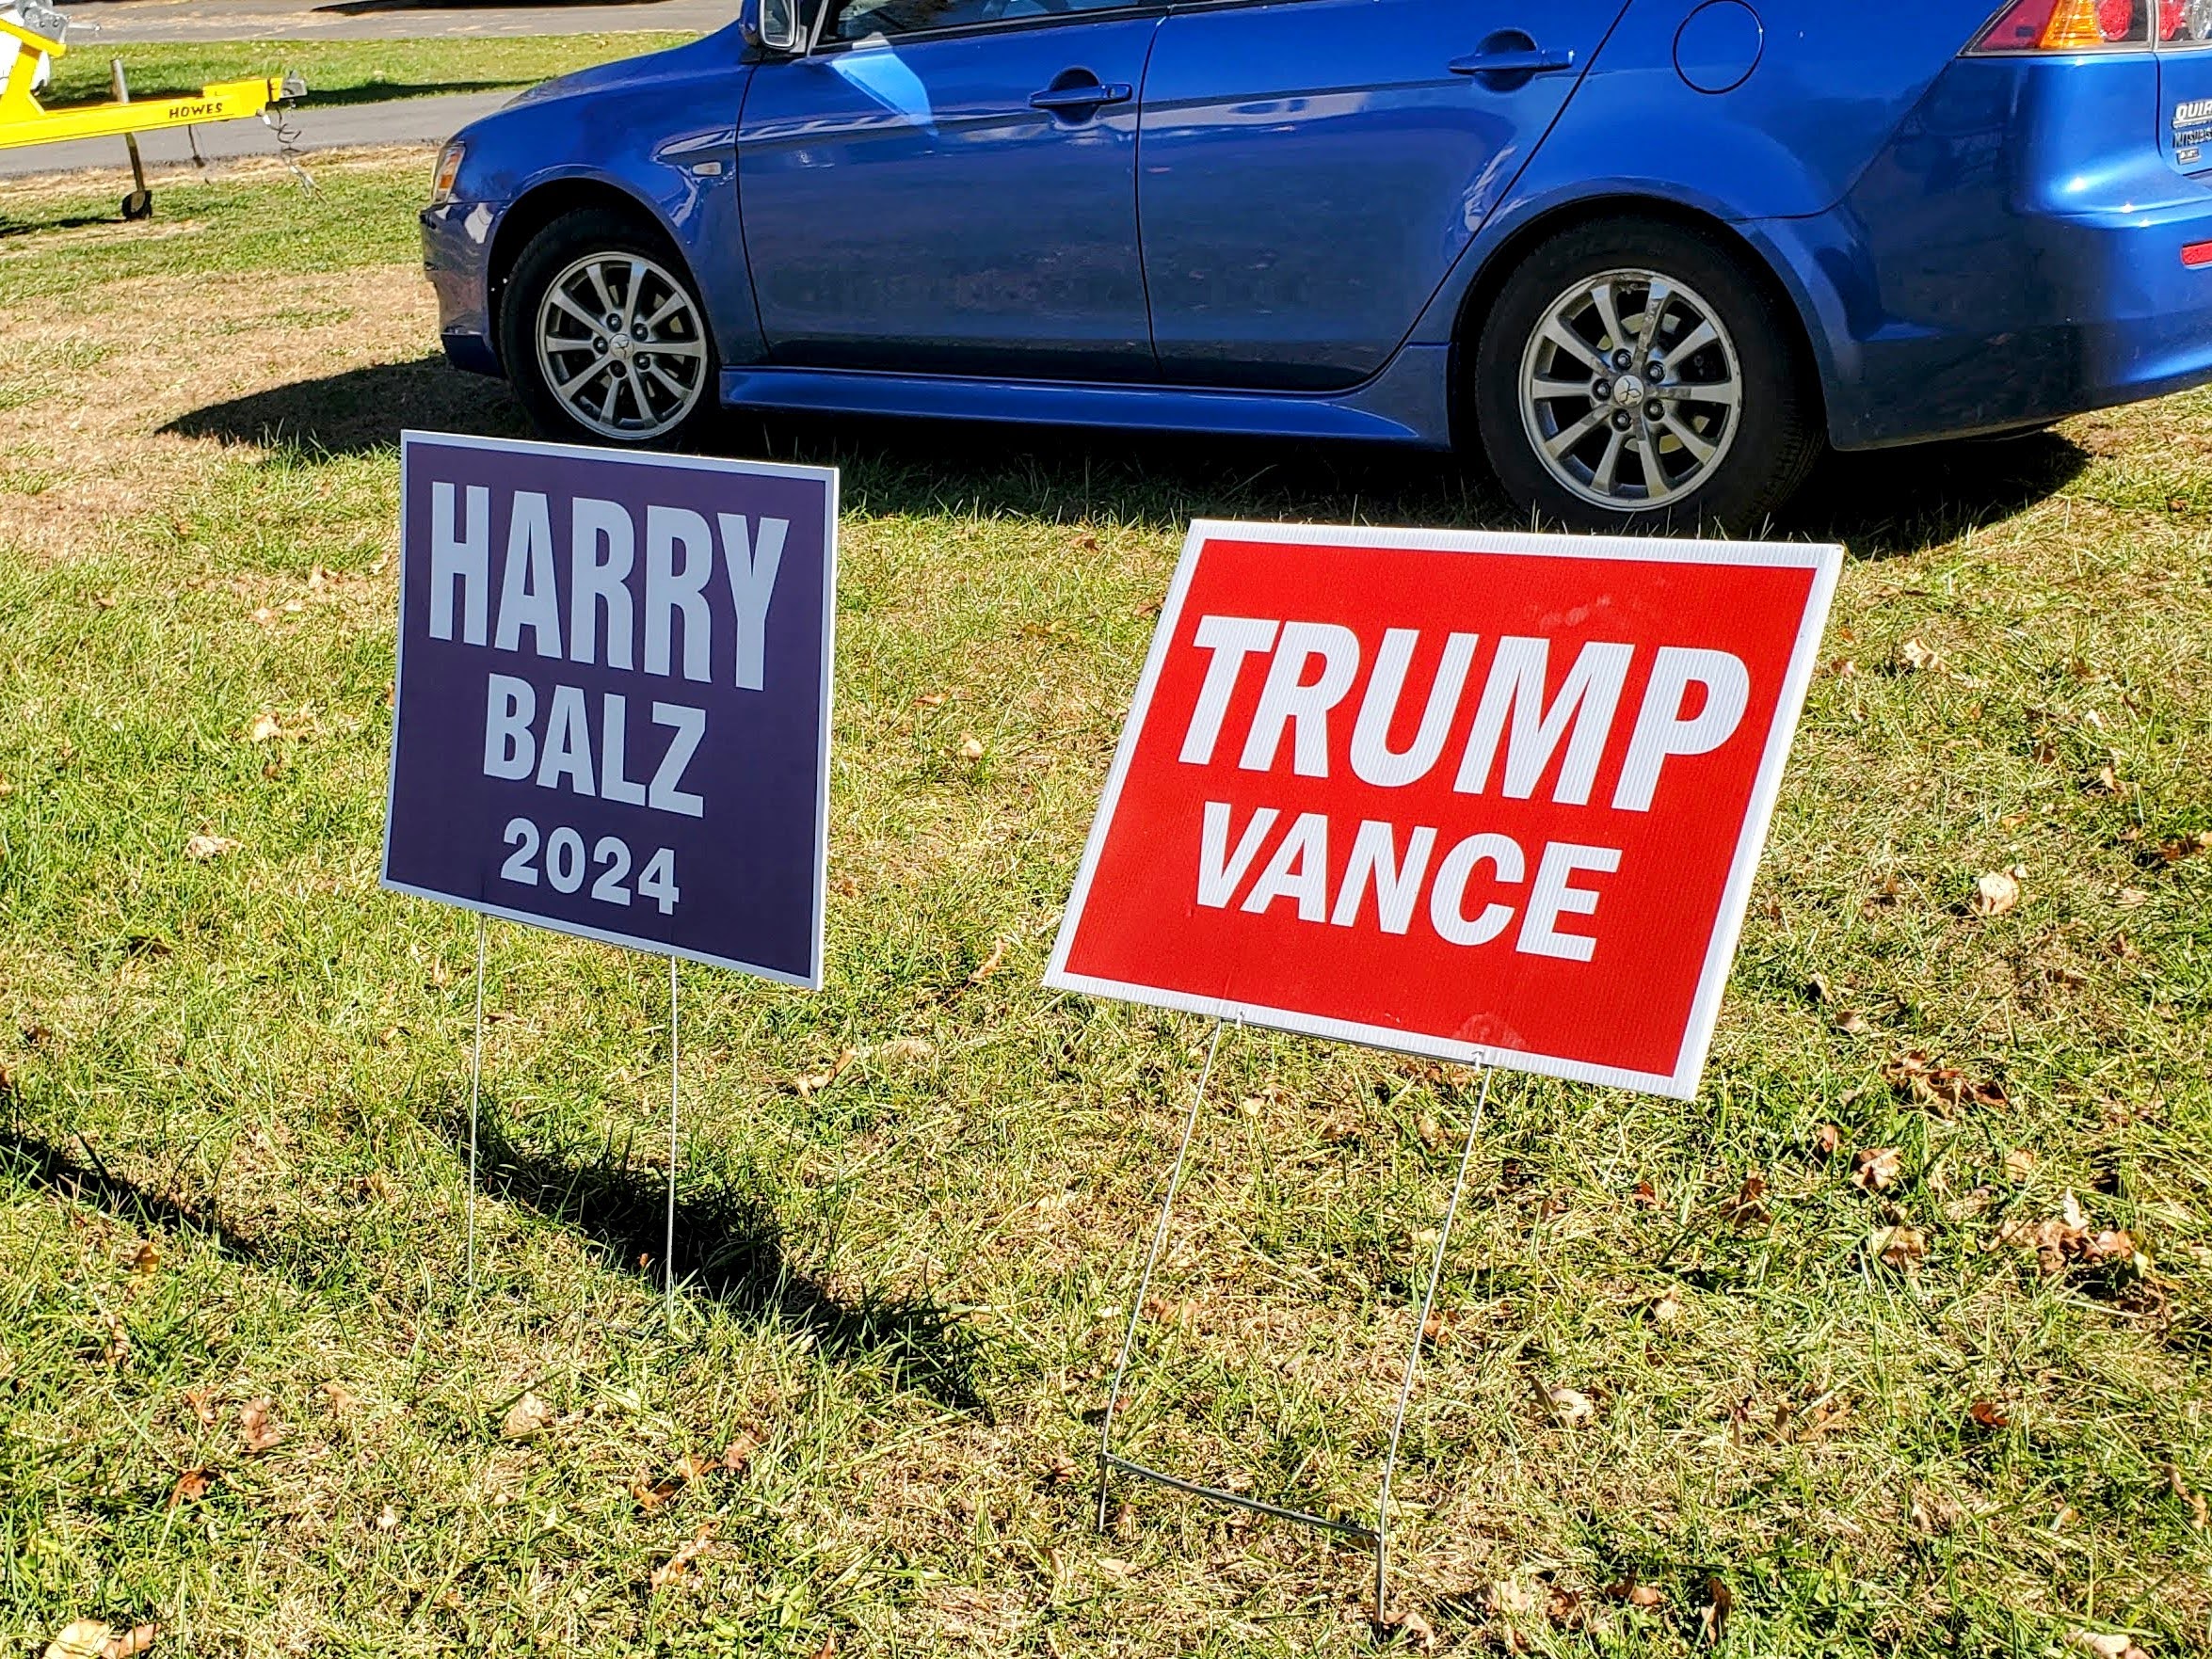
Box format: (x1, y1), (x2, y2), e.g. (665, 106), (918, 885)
(1030, 80), (1134, 112)
(1450, 46), (1577, 75)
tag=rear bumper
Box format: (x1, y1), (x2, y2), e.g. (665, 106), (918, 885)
(422, 199), (505, 377)
(1781, 56), (2212, 451)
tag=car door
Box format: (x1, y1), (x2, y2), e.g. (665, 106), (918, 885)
(1138, 0), (1631, 390)
(736, 2), (1162, 380)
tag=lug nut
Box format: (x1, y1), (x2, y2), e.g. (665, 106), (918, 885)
(1645, 401), (1664, 421)
(1612, 410), (1633, 433)
(1612, 349), (1633, 370)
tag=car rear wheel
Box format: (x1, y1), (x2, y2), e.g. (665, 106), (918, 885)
(500, 209), (718, 448)
(1473, 219), (1819, 534)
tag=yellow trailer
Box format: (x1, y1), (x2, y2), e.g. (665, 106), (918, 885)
(0, 13), (303, 218)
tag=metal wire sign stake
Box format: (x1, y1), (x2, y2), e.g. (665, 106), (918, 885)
(1094, 1017), (1494, 1625)
(378, 436), (841, 1314)
(1050, 522), (1842, 1618)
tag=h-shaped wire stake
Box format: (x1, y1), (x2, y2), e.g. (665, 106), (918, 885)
(1095, 1020), (1493, 1627)
(465, 916), (488, 1293)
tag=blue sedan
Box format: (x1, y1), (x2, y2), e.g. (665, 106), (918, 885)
(423, 0), (2212, 531)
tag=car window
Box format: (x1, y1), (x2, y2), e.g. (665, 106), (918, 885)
(824, 0), (1132, 43)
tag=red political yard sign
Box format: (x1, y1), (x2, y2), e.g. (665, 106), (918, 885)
(1047, 523), (1841, 1100)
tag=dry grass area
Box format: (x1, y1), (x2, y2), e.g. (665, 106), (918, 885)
(1, 154), (2208, 1659)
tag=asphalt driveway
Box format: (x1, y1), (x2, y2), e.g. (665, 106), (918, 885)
(0, 88), (507, 177)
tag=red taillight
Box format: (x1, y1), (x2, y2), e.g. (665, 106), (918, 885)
(2185, 241), (2212, 267)
(1969, 0), (2149, 51)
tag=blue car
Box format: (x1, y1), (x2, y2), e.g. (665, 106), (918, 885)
(423, 0), (2212, 530)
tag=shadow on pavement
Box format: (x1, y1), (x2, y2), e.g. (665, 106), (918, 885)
(167, 356), (2094, 555)
(441, 1099), (991, 1413)
(298, 79), (525, 107)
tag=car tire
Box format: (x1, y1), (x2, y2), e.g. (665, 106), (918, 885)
(499, 209), (720, 449)
(1472, 218), (1820, 534)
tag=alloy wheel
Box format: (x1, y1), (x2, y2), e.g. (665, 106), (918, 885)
(534, 251), (709, 442)
(1515, 267), (1744, 512)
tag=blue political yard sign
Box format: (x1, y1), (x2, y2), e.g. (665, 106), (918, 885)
(382, 432), (838, 988)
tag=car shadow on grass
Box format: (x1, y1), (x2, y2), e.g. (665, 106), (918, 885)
(163, 354), (532, 456)
(438, 1096), (991, 1414)
(166, 357), (2092, 555)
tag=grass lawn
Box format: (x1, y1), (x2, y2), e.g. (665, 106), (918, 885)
(40, 34), (697, 111)
(1, 153), (2209, 1658)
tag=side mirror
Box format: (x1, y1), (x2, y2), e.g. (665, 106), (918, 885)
(743, 0), (806, 55)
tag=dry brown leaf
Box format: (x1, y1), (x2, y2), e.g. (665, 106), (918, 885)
(319, 1381), (357, 1415)
(2066, 1632), (2149, 1659)
(1972, 867), (2026, 918)
(955, 733), (985, 761)
(2168, 1464), (2207, 1530)
(1897, 637), (1943, 673)
(246, 711), (282, 744)
(649, 1523), (716, 1591)
(1910, 1488), (1962, 1535)
(1884, 1051), (2008, 1114)
(791, 1048), (858, 1097)
(871, 1036), (936, 1064)
(236, 1397), (283, 1455)
(1608, 1577), (1664, 1611)
(1968, 1398), (2011, 1429)
(2003, 1149), (2040, 1180)
(1042, 1452), (1081, 1486)
(1988, 1190), (2141, 1276)
(181, 1389), (217, 1428)
(128, 1240), (159, 1275)
(1649, 1287), (1683, 1327)
(1378, 1605), (1435, 1651)
(721, 1433), (760, 1474)
(167, 1467), (214, 1507)
(1851, 1147), (1903, 1193)
(500, 1391), (553, 1442)
(101, 1625), (157, 1659)
(2159, 829), (2212, 863)
(1814, 1123), (1842, 1157)
(43, 1623), (114, 1659)
(914, 692), (948, 708)
(1869, 1225), (1928, 1271)
(1548, 1386), (1596, 1428)
(806, 1636), (838, 1659)
(631, 1475), (684, 1511)
(1698, 1577), (1734, 1647)
(1835, 1009), (1872, 1036)
(1484, 1579), (1542, 1619)
(1720, 1174), (1772, 1228)
(375, 1502), (399, 1531)
(183, 834), (239, 861)
(968, 936), (1011, 984)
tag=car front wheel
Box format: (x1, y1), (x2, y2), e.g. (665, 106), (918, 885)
(500, 209), (718, 448)
(1473, 218), (1819, 534)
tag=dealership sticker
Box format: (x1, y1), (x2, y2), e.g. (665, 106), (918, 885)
(1046, 522), (1842, 1099)
(382, 431), (838, 987)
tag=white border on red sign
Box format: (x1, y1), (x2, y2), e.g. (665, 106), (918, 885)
(1043, 519), (1843, 1101)
(380, 430), (840, 991)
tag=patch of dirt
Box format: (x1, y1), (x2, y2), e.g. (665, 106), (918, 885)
(0, 260), (438, 561)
